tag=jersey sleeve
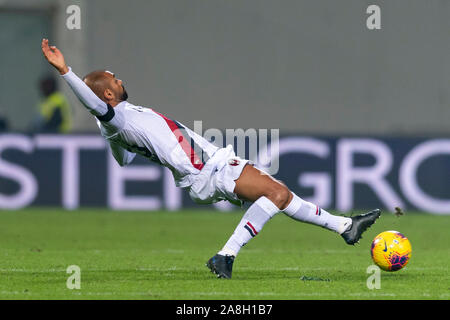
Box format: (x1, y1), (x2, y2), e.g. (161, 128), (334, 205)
(61, 67), (108, 116)
(108, 140), (136, 166)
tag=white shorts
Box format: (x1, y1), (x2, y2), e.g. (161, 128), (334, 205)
(188, 145), (250, 206)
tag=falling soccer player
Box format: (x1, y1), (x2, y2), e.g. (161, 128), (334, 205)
(41, 39), (381, 279)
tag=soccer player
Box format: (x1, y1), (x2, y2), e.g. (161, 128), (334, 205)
(41, 39), (380, 279)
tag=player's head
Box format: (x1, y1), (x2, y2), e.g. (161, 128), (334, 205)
(82, 70), (128, 104)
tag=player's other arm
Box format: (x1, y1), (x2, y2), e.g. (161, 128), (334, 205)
(41, 38), (108, 116)
(108, 140), (136, 166)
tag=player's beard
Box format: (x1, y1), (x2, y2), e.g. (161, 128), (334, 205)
(120, 85), (128, 101)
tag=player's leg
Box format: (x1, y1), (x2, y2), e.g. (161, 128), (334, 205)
(232, 164), (293, 209)
(221, 165), (353, 253)
(207, 165), (286, 278)
(207, 164), (380, 278)
(234, 164), (380, 239)
(214, 165), (285, 258)
(208, 165), (346, 278)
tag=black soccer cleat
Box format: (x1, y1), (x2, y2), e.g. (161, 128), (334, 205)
(206, 254), (235, 279)
(341, 209), (381, 245)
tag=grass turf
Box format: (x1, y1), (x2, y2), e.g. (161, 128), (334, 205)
(0, 208), (448, 300)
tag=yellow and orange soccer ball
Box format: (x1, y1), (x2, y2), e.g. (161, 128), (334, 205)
(371, 231), (412, 271)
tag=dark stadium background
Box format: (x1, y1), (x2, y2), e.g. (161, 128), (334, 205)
(1, 0), (450, 214)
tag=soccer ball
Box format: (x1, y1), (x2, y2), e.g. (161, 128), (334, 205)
(370, 231), (412, 271)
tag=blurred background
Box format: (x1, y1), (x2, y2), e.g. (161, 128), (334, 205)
(1, 0), (450, 213)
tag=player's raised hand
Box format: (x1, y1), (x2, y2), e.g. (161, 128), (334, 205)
(41, 38), (69, 75)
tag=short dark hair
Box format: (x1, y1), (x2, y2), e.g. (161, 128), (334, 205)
(82, 70), (112, 99)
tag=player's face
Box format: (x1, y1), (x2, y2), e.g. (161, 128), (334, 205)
(107, 72), (128, 102)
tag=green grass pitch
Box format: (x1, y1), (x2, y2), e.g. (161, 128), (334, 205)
(0, 208), (448, 300)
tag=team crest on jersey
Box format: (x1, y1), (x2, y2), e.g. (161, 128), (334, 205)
(228, 158), (240, 166)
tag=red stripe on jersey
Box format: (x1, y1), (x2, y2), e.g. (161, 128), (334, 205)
(154, 111), (204, 170)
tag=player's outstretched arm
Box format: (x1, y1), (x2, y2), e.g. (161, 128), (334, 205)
(41, 39), (109, 117)
(41, 38), (69, 75)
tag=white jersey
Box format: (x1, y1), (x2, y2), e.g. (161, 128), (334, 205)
(62, 67), (218, 187)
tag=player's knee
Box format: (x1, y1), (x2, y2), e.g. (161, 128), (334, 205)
(266, 184), (291, 210)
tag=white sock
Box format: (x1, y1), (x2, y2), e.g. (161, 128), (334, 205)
(283, 193), (351, 234)
(218, 196), (280, 257)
